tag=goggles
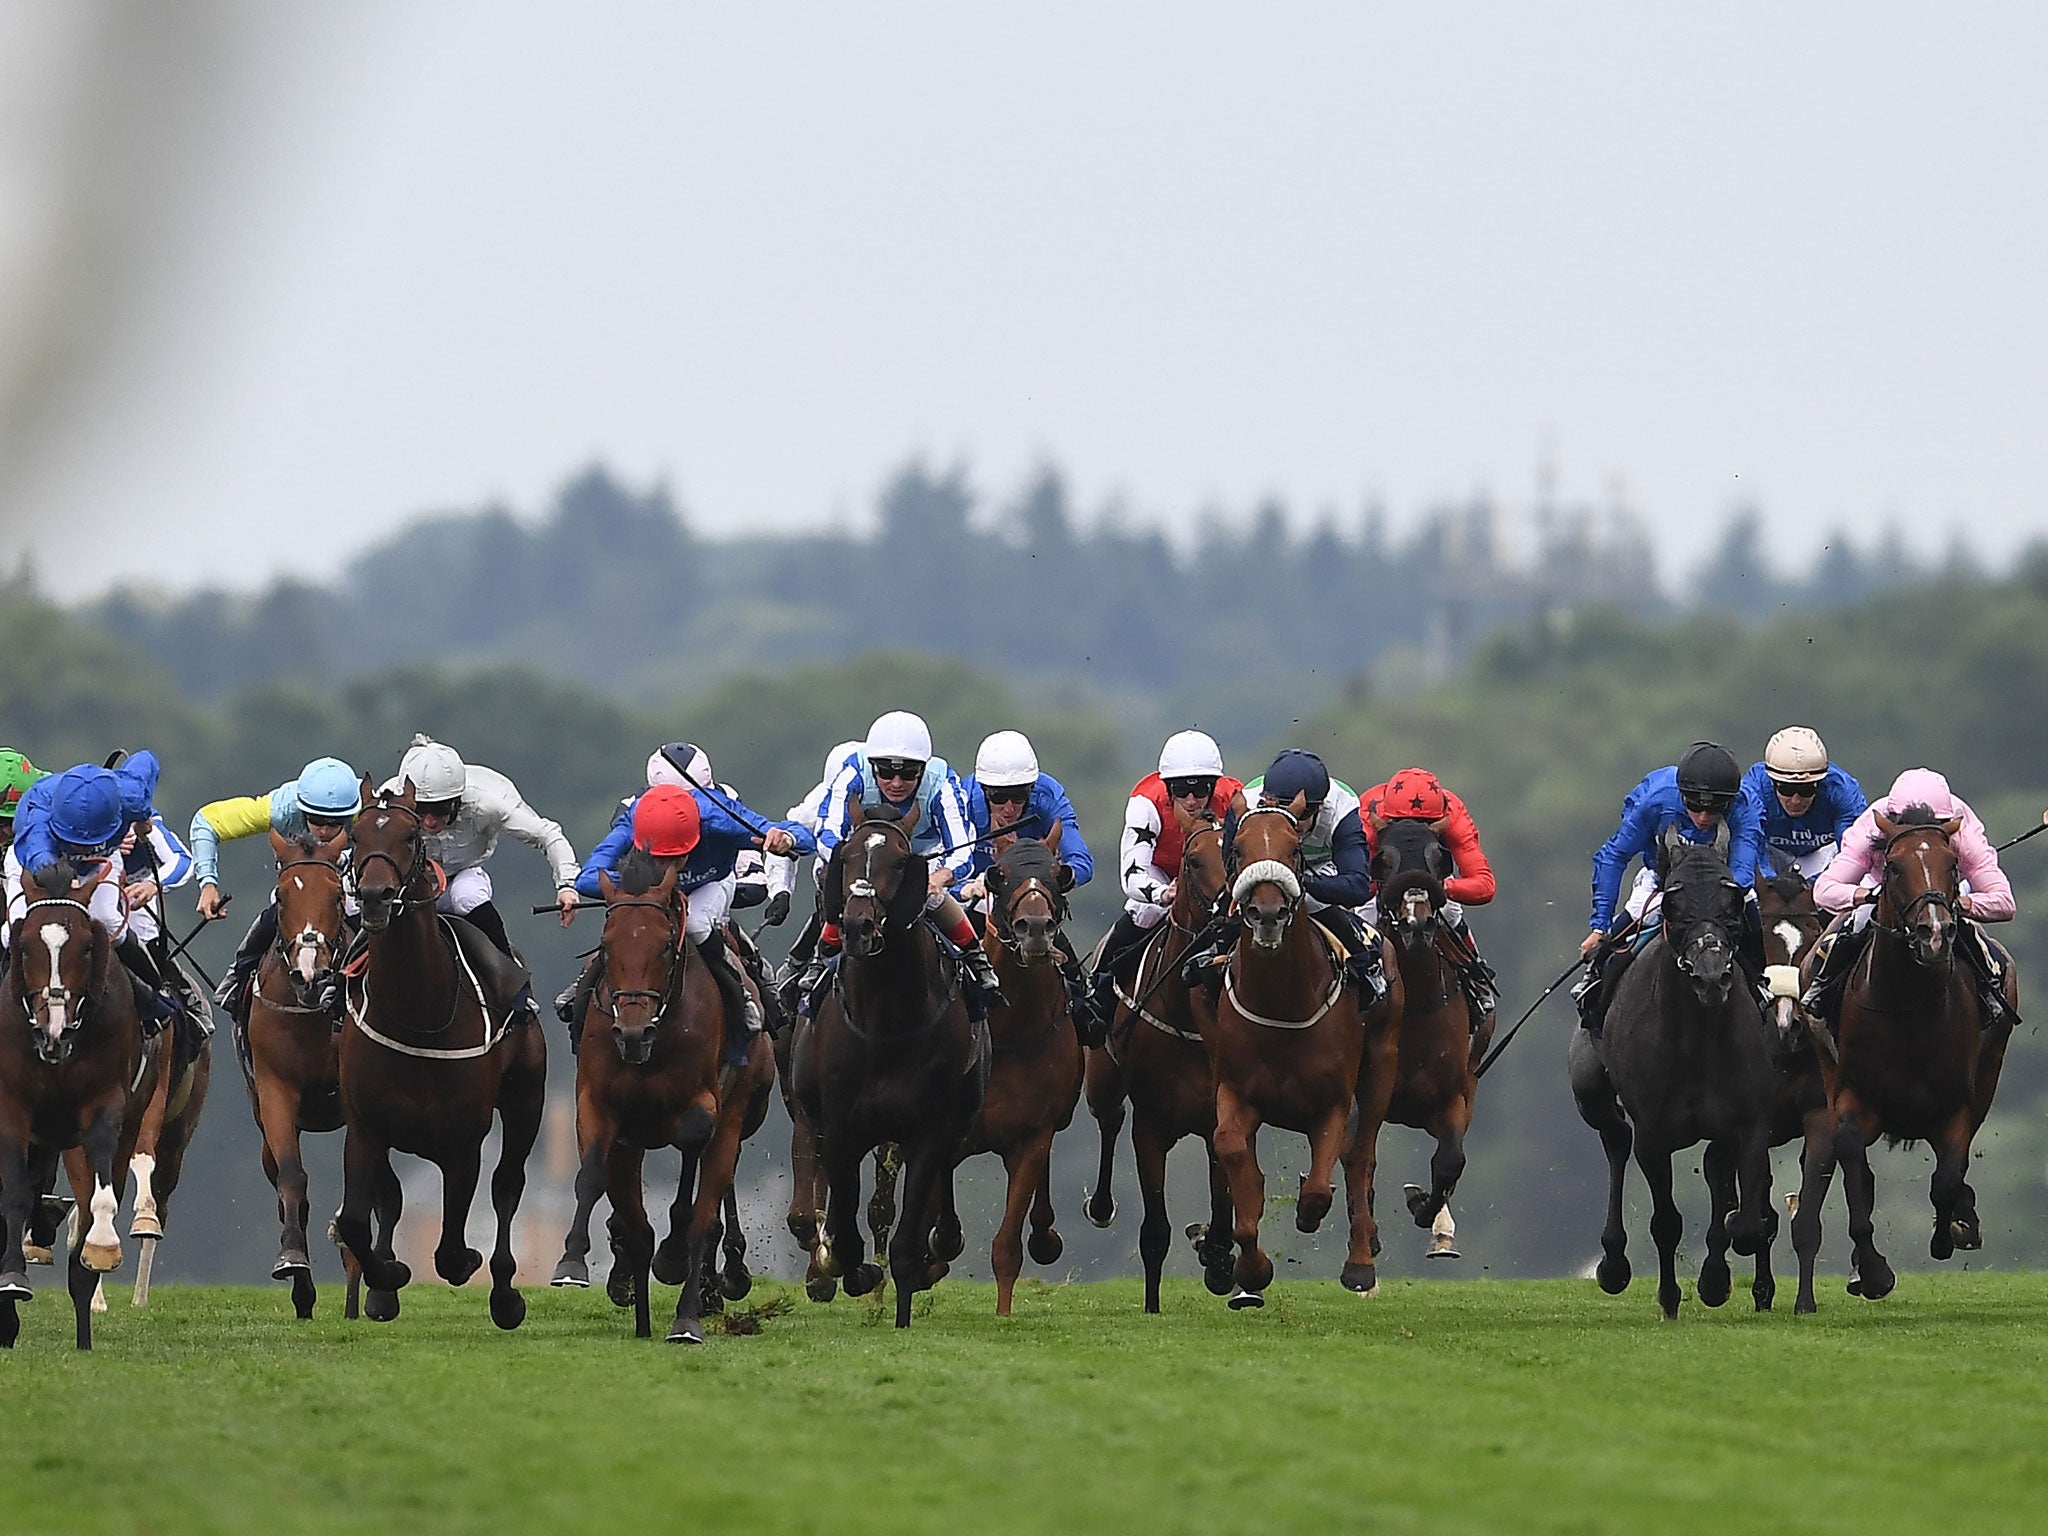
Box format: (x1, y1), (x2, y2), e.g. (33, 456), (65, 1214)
(1770, 779), (1821, 802)
(986, 784), (1031, 806)
(871, 759), (925, 784)
(1166, 776), (1218, 800)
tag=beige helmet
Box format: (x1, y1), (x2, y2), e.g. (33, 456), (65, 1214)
(1763, 726), (1828, 784)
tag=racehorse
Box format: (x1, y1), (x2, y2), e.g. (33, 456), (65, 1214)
(553, 852), (774, 1343)
(1568, 828), (1781, 1319)
(1371, 815), (1488, 1261)
(793, 807), (984, 1329)
(0, 860), (161, 1349)
(933, 837), (1080, 1316)
(121, 944), (212, 1308)
(1211, 800), (1398, 1306)
(1789, 808), (2015, 1312)
(333, 778), (547, 1330)
(1081, 810), (1238, 1310)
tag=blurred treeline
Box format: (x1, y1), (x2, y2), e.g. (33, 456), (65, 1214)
(6, 491), (2046, 1287)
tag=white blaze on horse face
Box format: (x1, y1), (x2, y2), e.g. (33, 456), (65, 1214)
(86, 1178), (119, 1250)
(1773, 921), (1809, 964)
(38, 922), (69, 1033)
(295, 927), (321, 983)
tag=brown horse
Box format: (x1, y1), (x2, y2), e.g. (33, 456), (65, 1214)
(556, 853), (774, 1343)
(793, 809), (984, 1328)
(1082, 811), (1237, 1310)
(121, 949), (212, 1307)
(334, 779), (547, 1330)
(1790, 810), (2015, 1311)
(1370, 815), (1487, 1262)
(0, 861), (161, 1349)
(773, 1001), (899, 1304)
(931, 838), (1080, 1316)
(1212, 803), (1400, 1306)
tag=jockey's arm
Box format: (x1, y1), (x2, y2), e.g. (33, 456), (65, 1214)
(1119, 795), (1170, 909)
(1302, 807), (1373, 909)
(189, 786), (289, 912)
(1048, 784), (1094, 887)
(474, 768), (580, 893)
(1589, 800), (1656, 933)
(1442, 804), (1496, 906)
(573, 804), (636, 901)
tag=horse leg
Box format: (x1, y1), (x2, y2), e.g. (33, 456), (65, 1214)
(431, 1143), (484, 1288)
(1336, 1105), (1383, 1295)
(1928, 1107), (1975, 1261)
(1697, 1140), (1735, 1309)
(0, 1124), (38, 1305)
(671, 1106), (752, 1344)
(888, 1139), (952, 1329)
(1570, 1041), (1632, 1294)
(1213, 1082), (1273, 1308)
(338, 1128), (409, 1297)
(486, 1047), (544, 1331)
(1082, 1049), (1126, 1228)
(867, 1143), (901, 1258)
(69, 1106), (124, 1350)
(1740, 1127), (1779, 1312)
(257, 1077), (315, 1299)
(363, 1161), (403, 1321)
(1295, 1101), (1348, 1235)
(1635, 1144), (1684, 1320)
(654, 1101), (715, 1285)
(1026, 1142), (1063, 1267)
(720, 1183), (752, 1301)
(1407, 1093), (1472, 1232)
(1791, 1107), (1836, 1314)
(1835, 1098), (1894, 1299)
(552, 1138), (606, 1289)
(785, 1090), (826, 1249)
(606, 1142), (655, 1339)
(822, 1132), (880, 1297)
(1132, 1116), (1175, 1313)
(993, 1136), (1052, 1317)
(128, 1058), (171, 1242)
(1196, 1145), (1237, 1294)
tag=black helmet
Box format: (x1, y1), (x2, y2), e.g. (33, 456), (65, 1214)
(1676, 741), (1740, 812)
(1261, 748), (1331, 808)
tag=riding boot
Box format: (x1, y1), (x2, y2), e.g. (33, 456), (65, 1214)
(1344, 938), (1390, 1007)
(1797, 920), (1870, 1035)
(556, 950), (602, 1027)
(1179, 909), (1241, 988)
(959, 942), (1008, 1010)
(1091, 910), (1148, 1019)
(1441, 917), (1500, 1022)
(117, 933), (177, 1040)
(1051, 932), (1105, 1047)
(1962, 921), (2019, 1033)
(697, 928), (762, 1070)
(214, 901), (280, 1010)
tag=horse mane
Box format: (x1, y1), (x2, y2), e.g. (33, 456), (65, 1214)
(1757, 846), (1809, 902)
(994, 837), (1059, 890)
(1891, 802), (1942, 828)
(25, 858), (82, 903)
(616, 847), (665, 896)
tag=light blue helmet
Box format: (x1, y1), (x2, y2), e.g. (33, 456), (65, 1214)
(49, 767), (124, 852)
(295, 757), (363, 820)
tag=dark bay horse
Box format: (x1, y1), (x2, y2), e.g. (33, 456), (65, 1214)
(1790, 809), (2015, 1312)
(554, 854), (774, 1343)
(1211, 803), (1397, 1306)
(1371, 816), (1488, 1263)
(335, 780), (547, 1330)
(1081, 811), (1237, 1310)
(0, 861), (161, 1349)
(1569, 829), (1781, 1319)
(793, 809), (984, 1329)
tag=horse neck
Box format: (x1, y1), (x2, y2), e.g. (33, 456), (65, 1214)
(365, 902), (456, 1031)
(1393, 931), (1454, 1014)
(990, 931), (1062, 1033)
(1233, 910), (1329, 1004)
(1863, 917), (1960, 1005)
(839, 918), (943, 1030)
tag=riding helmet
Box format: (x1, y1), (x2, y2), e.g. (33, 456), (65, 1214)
(294, 757), (364, 820)
(1676, 741), (1741, 811)
(974, 731), (1040, 788)
(647, 742), (715, 792)
(0, 749), (45, 820)
(632, 783), (702, 858)
(47, 766), (124, 852)
(395, 734), (467, 804)
(1763, 727), (1828, 784)
(864, 711), (933, 764)
(1380, 767), (1448, 821)
(1158, 730), (1224, 780)
(1261, 749), (1330, 808)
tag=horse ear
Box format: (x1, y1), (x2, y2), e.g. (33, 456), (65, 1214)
(851, 801), (871, 826)
(597, 869), (617, 901)
(1711, 820), (1731, 858)
(900, 799), (922, 837)
(1057, 863), (1075, 893)
(397, 778), (419, 807)
(269, 828), (294, 863)
(1426, 844), (1454, 880)
(1873, 810), (1898, 839)
(1042, 815), (1064, 853)
(1429, 816), (1451, 838)
(1942, 817), (1963, 838)
(1367, 809), (1386, 834)
(889, 856), (929, 926)
(1659, 824), (1686, 862)
(318, 825), (349, 861)
(358, 771), (377, 808)
(21, 865), (48, 902)
(1286, 791), (1308, 822)
(1370, 847), (1396, 883)
(656, 863), (680, 902)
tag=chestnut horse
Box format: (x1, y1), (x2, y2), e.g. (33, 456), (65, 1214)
(120, 945), (212, 1308)
(1370, 816), (1488, 1262)
(1790, 809), (2016, 1312)
(0, 861), (161, 1349)
(793, 809), (984, 1328)
(334, 780), (547, 1330)
(1212, 803), (1400, 1306)
(1082, 811), (1237, 1310)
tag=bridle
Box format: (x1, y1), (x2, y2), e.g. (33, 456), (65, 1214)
(597, 895), (686, 1027)
(271, 856), (348, 1009)
(1659, 874), (1742, 983)
(1229, 806), (1305, 929)
(1873, 824), (1959, 940)
(15, 896), (98, 1059)
(842, 821), (915, 957)
(346, 800), (431, 918)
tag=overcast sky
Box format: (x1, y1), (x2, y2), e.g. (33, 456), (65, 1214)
(7, 4), (2045, 598)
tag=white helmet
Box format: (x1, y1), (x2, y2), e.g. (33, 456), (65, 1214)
(975, 730), (1040, 788)
(646, 742), (714, 791)
(864, 710), (932, 763)
(1158, 729), (1224, 780)
(396, 733), (466, 803)
(822, 740), (861, 783)
(1764, 726), (1828, 784)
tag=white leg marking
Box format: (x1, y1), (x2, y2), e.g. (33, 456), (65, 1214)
(86, 1179), (120, 1250)
(131, 1153), (161, 1234)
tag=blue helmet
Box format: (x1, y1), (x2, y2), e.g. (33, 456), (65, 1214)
(49, 767), (124, 852)
(114, 749), (163, 824)
(295, 757), (363, 820)
(1262, 749), (1331, 808)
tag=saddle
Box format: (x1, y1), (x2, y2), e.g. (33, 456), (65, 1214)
(443, 914), (532, 1031)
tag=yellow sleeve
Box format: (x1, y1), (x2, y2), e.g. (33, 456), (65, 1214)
(198, 794), (277, 843)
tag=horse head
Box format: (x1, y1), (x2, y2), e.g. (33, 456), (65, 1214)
(596, 850), (684, 1066)
(270, 825), (350, 1009)
(11, 860), (117, 1065)
(1230, 799), (1307, 951)
(986, 838), (1071, 964)
(1874, 806), (1964, 973)
(1754, 849), (1823, 1049)
(837, 810), (927, 960)
(349, 775), (429, 934)
(1658, 829), (1745, 1010)
(1174, 813), (1229, 930)
(1370, 815), (1454, 955)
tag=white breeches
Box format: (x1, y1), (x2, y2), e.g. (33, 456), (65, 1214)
(436, 866), (493, 916)
(684, 875), (735, 943)
(1623, 868), (1661, 922)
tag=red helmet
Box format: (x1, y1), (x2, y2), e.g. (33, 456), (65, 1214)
(1380, 768), (1448, 822)
(632, 784), (701, 858)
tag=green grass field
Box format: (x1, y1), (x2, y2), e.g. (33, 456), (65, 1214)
(3, 1272), (2044, 1536)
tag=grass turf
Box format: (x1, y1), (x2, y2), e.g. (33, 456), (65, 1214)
(2, 1272), (2044, 1535)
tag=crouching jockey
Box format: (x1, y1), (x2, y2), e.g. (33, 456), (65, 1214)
(384, 734), (580, 1027)
(957, 730), (1101, 1042)
(190, 756), (364, 1020)
(1090, 729), (1247, 1022)
(104, 750), (209, 1054)
(1801, 767), (2016, 1034)
(1574, 741), (1769, 1035)
(1361, 766), (1500, 1025)
(1741, 725), (1869, 879)
(799, 710), (1003, 1009)
(561, 752), (813, 1063)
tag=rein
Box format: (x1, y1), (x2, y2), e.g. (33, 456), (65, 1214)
(597, 896), (687, 1030)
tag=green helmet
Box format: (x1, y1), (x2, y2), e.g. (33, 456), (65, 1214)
(0, 749), (46, 820)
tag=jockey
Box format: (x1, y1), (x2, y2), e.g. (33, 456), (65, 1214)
(1574, 741), (1767, 1033)
(801, 710), (1002, 1005)
(1360, 766), (1500, 1020)
(1088, 729), (1246, 1021)
(558, 745), (814, 1062)
(956, 729), (1099, 1037)
(384, 734), (581, 1026)
(105, 750), (206, 1043)
(1800, 767), (2015, 1032)
(190, 755), (365, 1014)
(1183, 749), (1388, 1004)
(763, 739), (859, 978)
(0, 749), (46, 852)
(1740, 726), (1869, 880)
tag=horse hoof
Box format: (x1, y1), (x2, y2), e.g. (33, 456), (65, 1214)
(1227, 1286), (1265, 1310)
(81, 1241), (122, 1274)
(489, 1288), (526, 1331)
(291, 1272), (317, 1319)
(667, 1318), (705, 1345)
(804, 1272), (838, 1303)
(365, 1288), (401, 1322)
(929, 1223), (965, 1264)
(367, 1258), (411, 1292)
(550, 1256), (591, 1288)
(1085, 1195), (1116, 1229)
(1027, 1229), (1064, 1266)
(1795, 1296), (1817, 1316)
(1596, 1254), (1631, 1295)
(650, 1239), (690, 1288)
(1697, 1263), (1732, 1309)
(721, 1266), (752, 1302)
(1202, 1263), (1235, 1296)
(0, 1272), (31, 1301)
(1857, 1260), (1896, 1301)
(22, 1244), (52, 1267)
(273, 1249), (313, 1281)
(1426, 1238), (1461, 1261)
(1953, 1220), (1983, 1252)
(130, 1214), (164, 1241)
(1403, 1182), (1434, 1227)
(844, 1262), (884, 1298)
(436, 1246), (484, 1287)
(1340, 1261), (1378, 1294)
(607, 1269), (638, 1309)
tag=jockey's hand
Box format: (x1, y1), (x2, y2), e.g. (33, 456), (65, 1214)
(1961, 893), (1985, 919)
(198, 883), (227, 920)
(118, 826), (139, 856)
(124, 877), (159, 910)
(1159, 881), (1177, 908)
(958, 877), (987, 905)
(758, 829), (798, 858)
(1579, 929), (1606, 958)
(555, 887), (580, 927)
(762, 891), (792, 927)
(927, 864), (954, 898)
